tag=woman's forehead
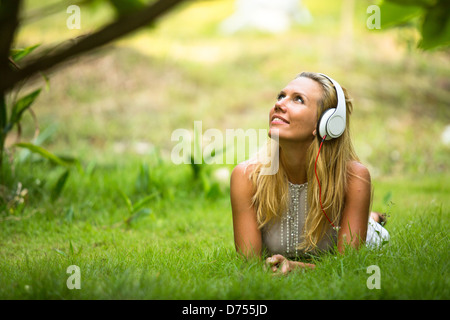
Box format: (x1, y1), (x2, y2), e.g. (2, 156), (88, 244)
(282, 77), (323, 101)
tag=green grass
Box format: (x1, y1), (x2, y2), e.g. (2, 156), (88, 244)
(0, 155), (448, 300)
(1, 0), (449, 300)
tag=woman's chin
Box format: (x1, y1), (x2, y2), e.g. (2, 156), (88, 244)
(268, 128), (281, 139)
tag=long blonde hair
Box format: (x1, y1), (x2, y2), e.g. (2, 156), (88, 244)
(247, 72), (363, 252)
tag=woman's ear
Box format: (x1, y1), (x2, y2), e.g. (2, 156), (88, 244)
(312, 129), (317, 136)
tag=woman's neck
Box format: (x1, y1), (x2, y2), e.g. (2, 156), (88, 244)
(280, 141), (310, 184)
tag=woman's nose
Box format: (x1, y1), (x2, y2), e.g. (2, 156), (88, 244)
(274, 98), (287, 112)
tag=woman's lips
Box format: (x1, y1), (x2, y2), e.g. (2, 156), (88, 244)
(271, 120), (287, 125)
(271, 115), (289, 125)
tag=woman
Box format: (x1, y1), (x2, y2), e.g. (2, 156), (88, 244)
(230, 72), (389, 274)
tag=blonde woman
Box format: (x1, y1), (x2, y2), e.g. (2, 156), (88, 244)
(230, 72), (389, 274)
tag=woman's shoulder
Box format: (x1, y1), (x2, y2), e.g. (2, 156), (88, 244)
(230, 161), (257, 201)
(231, 160), (257, 179)
(347, 160), (371, 184)
(230, 161), (258, 190)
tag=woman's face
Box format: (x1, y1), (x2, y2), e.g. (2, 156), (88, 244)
(269, 76), (323, 143)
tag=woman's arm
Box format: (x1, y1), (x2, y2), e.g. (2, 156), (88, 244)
(230, 163), (262, 258)
(337, 161), (372, 253)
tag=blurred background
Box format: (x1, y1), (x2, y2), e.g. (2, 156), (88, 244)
(7, 0), (450, 186)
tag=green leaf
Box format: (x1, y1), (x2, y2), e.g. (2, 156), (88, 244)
(51, 169), (70, 201)
(108, 0), (146, 16)
(381, 0), (450, 50)
(119, 190), (133, 214)
(17, 124), (59, 163)
(57, 154), (83, 173)
(10, 44), (40, 62)
(8, 89), (42, 131)
(54, 249), (67, 257)
(14, 142), (73, 167)
(379, 0), (423, 29)
(126, 208), (151, 225)
(32, 123), (58, 146)
(69, 240), (74, 256)
(419, 1), (450, 49)
(132, 192), (158, 212)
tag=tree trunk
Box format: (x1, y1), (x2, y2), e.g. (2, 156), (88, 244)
(0, 91), (6, 183)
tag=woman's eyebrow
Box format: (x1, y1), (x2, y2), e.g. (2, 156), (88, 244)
(278, 89), (309, 102)
(293, 91), (309, 102)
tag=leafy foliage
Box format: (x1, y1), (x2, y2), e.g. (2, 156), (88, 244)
(108, 0), (147, 17)
(380, 0), (450, 49)
(0, 45), (80, 208)
(119, 189), (155, 226)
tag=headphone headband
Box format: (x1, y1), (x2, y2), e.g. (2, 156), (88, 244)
(317, 73), (346, 140)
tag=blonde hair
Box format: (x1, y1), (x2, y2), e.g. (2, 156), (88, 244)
(246, 71), (364, 252)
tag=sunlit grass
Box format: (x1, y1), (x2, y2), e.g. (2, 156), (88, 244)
(0, 156), (448, 299)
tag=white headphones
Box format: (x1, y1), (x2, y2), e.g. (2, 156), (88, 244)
(317, 73), (346, 141)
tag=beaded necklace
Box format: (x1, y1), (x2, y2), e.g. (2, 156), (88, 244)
(280, 181), (308, 257)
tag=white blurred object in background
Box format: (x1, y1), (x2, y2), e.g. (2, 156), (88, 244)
(441, 125), (450, 146)
(213, 167), (231, 185)
(220, 0), (313, 34)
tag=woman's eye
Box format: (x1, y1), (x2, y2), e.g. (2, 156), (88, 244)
(277, 93), (285, 101)
(294, 96), (304, 103)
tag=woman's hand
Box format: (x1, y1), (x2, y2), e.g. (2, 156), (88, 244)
(265, 255), (315, 275)
(265, 255), (294, 275)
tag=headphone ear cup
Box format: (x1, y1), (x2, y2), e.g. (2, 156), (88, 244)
(317, 108), (335, 141)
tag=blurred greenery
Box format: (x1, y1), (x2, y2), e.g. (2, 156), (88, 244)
(10, 0), (449, 178)
(380, 0), (450, 49)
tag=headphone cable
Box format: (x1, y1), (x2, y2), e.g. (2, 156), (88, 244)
(314, 135), (338, 229)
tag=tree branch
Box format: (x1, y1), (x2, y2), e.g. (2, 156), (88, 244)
(0, 0), (185, 93)
(0, 0), (22, 89)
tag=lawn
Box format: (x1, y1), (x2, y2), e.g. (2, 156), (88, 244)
(0, 0), (449, 301)
(0, 157), (448, 300)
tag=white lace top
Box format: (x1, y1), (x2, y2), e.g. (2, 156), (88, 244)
(261, 181), (338, 258)
(261, 181), (390, 258)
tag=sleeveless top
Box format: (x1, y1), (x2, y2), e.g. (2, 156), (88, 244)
(261, 181), (338, 258)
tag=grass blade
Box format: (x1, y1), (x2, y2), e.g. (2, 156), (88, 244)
(51, 169), (70, 201)
(14, 142), (72, 167)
